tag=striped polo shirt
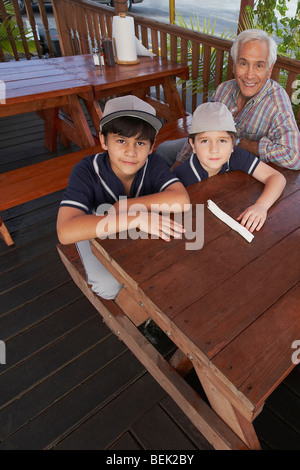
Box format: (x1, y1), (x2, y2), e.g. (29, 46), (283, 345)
(211, 79), (300, 170)
(174, 146), (260, 187)
(60, 151), (180, 214)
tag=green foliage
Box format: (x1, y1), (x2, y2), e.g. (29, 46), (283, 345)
(169, 3), (300, 116)
(174, 12), (234, 99)
(243, 0), (300, 117)
(0, 0), (36, 58)
(244, 0), (300, 60)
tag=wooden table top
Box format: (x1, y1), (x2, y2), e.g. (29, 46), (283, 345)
(46, 54), (190, 89)
(91, 167), (300, 414)
(0, 59), (92, 104)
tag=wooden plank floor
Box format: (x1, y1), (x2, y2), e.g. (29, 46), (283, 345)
(0, 112), (299, 450)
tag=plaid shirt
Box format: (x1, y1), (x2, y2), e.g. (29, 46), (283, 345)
(177, 79), (300, 170)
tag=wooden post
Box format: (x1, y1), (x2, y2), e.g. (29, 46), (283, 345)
(238, 0), (255, 32)
(169, 0), (175, 25)
(52, 0), (74, 56)
(113, 0), (128, 16)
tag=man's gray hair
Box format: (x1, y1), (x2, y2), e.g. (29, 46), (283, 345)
(231, 29), (277, 68)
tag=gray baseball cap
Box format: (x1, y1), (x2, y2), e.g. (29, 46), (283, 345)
(100, 95), (163, 133)
(190, 102), (236, 134)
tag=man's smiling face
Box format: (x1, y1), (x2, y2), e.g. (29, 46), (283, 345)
(233, 40), (273, 101)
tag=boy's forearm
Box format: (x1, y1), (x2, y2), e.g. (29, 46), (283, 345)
(57, 184), (190, 245)
(255, 173), (286, 210)
(115, 184), (190, 214)
(57, 213), (100, 245)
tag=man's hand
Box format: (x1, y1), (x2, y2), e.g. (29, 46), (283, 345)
(238, 138), (259, 156)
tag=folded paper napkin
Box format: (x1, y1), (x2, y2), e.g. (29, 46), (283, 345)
(135, 38), (156, 57)
(207, 199), (254, 243)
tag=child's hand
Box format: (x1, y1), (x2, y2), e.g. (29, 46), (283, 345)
(138, 212), (185, 241)
(236, 204), (267, 233)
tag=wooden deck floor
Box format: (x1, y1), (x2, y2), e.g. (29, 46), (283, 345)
(0, 112), (299, 451)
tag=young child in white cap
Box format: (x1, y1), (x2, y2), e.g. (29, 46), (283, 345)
(174, 102), (286, 233)
(57, 95), (189, 301)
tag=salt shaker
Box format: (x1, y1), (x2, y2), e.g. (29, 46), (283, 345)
(93, 48), (102, 68)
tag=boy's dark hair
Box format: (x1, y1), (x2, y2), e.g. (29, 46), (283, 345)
(188, 131), (237, 143)
(101, 116), (157, 147)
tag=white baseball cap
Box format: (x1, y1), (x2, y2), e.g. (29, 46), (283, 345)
(100, 95), (163, 133)
(190, 102), (236, 134)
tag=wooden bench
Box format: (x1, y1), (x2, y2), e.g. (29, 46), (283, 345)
(0, 115), (192, 246)
(0, 145), (103, 246)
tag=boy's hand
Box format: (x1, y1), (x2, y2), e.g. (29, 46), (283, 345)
(138, 212), (185, 241)
(236, 204), (267, 233)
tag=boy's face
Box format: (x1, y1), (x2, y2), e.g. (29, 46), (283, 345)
(100, 132), (154, 181)
(189, 131), (234, 177)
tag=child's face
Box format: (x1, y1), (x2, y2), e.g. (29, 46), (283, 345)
(189, 131), (234, 177)
(100, 132), (154, 181)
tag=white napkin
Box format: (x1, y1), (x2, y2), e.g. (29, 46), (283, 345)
(135, 38), (156, 57)
(207, 199), (254, 243)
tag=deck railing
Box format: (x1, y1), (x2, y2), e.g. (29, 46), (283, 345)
(0, 0), (56, 60)
(51, 0), (236, 113)
(1, 0), (300, 122)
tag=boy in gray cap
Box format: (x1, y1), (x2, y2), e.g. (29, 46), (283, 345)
(174, 102), (286, 233)
(57, 95), (189, 301)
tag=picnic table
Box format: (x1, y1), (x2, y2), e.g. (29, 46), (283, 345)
(0, 58), (95, 151)
(0, 55), (188, 151)
(82, 167), (300, 450)
(47, 54), (189, 135)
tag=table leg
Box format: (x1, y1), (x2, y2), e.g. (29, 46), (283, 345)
(83, 99), (103, 136)
(36, 108), (59, 152)
(0, 217), (14, 246)
(58, 95), (96, 149)
(162, 76), (187, 120)
(193, 363), (261, 450)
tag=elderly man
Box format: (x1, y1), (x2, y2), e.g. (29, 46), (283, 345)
(157, 29), (300, 171)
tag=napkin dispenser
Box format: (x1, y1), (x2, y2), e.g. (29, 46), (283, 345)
(102, 38), (115, 66)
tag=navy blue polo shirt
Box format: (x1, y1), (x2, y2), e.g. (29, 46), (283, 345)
(60, 151), (180, 214)
(173, 147), (260, 187)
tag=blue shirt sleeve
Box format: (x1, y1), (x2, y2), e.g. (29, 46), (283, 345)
(146, 153), (180, 193)
(229, 147), (260, 175)
(60, 156), (97, 214)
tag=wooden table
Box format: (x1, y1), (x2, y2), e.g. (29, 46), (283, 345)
(0, 55), (188, 151)
(88, 168), (300, 450)
(47, 54), (189, 134)
(0, 59), (96, 151)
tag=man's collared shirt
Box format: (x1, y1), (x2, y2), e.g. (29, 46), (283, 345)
(211, 79), (300, 170)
